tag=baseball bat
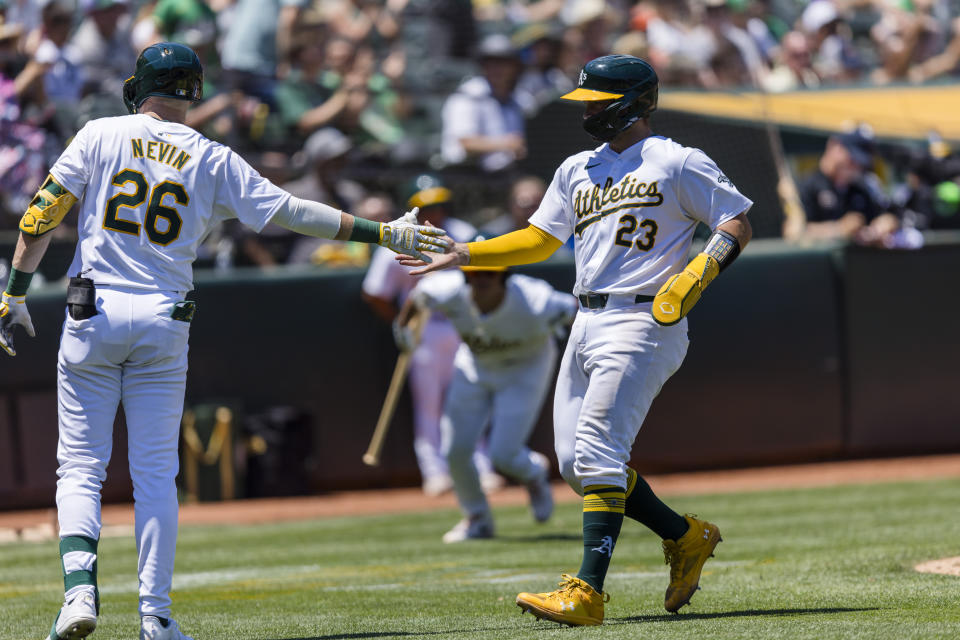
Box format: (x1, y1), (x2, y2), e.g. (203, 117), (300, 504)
(362, 307), (430, 467)
(758, 90), (806, 240)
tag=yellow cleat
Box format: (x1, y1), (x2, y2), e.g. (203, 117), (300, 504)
(663, 514), (722, 613)
(516, 574), (609, 626)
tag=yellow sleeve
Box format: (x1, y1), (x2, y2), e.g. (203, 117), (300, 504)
(467, 225), (563, 267)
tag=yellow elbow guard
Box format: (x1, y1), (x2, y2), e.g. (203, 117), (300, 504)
(19, 175), (77, 236)
(652, 253), (719, 326)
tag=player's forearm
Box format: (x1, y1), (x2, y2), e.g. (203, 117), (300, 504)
(5, 233), (52, 295)
(12, 232), (52, 273)
(273, 196), (344, 238)
(716, 213), (752, 253)
(467, 225), (562, 267)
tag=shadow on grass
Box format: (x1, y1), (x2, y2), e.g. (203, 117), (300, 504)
(264, 607), (882, 639)
(615, 606), (880, 624)
(492, 533), (582, 543)
(264, 624), (518, 640)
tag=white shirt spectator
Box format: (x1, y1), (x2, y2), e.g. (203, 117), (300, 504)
(441, 76), (532, 173)
(34, 39), (84, 102)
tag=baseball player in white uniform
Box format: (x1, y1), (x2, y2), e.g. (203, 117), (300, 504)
(395, 262), (577, 542)
(362, 177), (501, 496)
(401, 55), (753, 625)
(0, 44), (447, 640)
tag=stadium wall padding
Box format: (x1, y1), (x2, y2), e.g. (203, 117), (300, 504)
(1, 240), (958, 508)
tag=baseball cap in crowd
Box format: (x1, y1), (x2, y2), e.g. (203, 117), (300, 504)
(477, 33), (519, 61)
(302, 127), (352, 165)
(835, 129), (875, 168)
(801, 1), (840, 33)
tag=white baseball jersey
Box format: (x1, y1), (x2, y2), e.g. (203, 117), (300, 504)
(50, 113), (289, 292)
(529, 135), (753, 296)
(410, 271), (577, 369)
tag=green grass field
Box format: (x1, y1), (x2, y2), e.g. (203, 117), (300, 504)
(2, 477), (960, 640)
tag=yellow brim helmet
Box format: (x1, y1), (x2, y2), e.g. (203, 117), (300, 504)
(560, 87), (624, 101)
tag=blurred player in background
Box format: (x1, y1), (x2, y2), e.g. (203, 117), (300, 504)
(401, 54), (752, 626)
(394, 254), (577, 542)
(0, 43), (446, 640)
(362, 175), (506, 496)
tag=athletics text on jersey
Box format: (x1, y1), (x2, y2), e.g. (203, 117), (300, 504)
(529, 136), (752, 296)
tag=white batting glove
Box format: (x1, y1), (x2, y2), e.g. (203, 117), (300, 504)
(379, 207), (450, 263)
(0, 292), (36, 356)
(391, 318), (417, 352)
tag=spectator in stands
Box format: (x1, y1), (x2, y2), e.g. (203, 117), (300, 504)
(441, 33), (532, 173)
(319, 0), (406, 48)
(800, 0), (863, 84)
(481, 175), (546, 237)
(18, 2), (84, 105)
(870, 0), (945, 85)
(761, 30), (821, 92)
(702, 0), (768, 88)
(70, 0), (136, 98)
(219, 0), (306, 106)
(514, 23), (574, 112)
(644, 0), (715, 87)
(230, 126), (366, 267)
(909, 13), (960, 83)
(796, 128), (900, 245)
(284, 127), (368, 264)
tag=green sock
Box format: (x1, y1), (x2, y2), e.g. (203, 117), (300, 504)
(624, 467), (688, 541)
(576, 485), (625, 593)
(59, 535), (100, 612)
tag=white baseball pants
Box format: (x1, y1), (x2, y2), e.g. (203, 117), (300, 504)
(56, 285), (189, 618)
(553, 303), (688, 492)
(441, 343), (557, 517)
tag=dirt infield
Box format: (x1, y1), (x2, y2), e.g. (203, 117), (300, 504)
(2, 453), (958, 541)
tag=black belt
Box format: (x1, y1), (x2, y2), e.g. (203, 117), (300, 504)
(577, 293), (655, 309)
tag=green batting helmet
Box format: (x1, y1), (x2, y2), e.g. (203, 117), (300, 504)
(123, 42), (203, 114)
(561, 55), (658, 142)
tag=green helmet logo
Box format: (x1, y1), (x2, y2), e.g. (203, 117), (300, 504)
(123, 42), (203, 114)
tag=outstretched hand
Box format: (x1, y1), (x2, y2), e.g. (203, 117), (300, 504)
(379, 207), (450, 263)
(396, 240), (469, 274)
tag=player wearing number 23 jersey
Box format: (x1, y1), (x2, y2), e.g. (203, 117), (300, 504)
(401, 54), (753, 626)
(0, 43), (447, 640)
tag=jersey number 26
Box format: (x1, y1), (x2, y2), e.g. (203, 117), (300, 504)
(103, 168), (187, 246)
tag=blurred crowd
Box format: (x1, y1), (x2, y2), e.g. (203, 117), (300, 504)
(1, 0), (960, 265)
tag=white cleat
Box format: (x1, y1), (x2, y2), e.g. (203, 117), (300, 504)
(527, 452), (554, 523)
(442, 511), (495, 543)
(140, 616), (194, 640)
(46, 590), (97, 640)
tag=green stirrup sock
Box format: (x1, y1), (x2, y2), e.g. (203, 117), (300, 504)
(59, 535), (100, 612)
(624, 467), (688, 541)
(576, 485), (625, 593)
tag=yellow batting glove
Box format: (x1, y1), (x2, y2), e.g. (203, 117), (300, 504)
(652, 253), (719, 326)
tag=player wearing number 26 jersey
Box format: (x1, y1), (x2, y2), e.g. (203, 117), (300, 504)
(401, 54), (753, 626)
(0, 43), (447, 640)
